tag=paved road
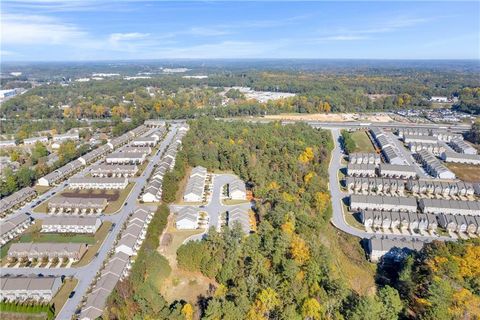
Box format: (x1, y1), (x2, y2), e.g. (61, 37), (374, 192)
(328, 128), (452, 242)
(171, 173), (251, 242)
(1, 125), (179, 320)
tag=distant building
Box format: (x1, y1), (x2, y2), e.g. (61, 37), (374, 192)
(23, 136), (48, 146)
(0, 187), (36, 215)
(52, 132), (80, 142)
(430, 96), (449, 103)
(0, 140), (16, 148)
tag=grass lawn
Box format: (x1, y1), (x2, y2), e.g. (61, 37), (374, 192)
(157, 217), (211, 303)
(33, 200), (49, 214)
(74, 221), (112, 267)
(51, 278), (78, 316)
(222, 199), (250, 205)
(34, 185), (52, 195)
(103, 183), (135, 214)
(351, 130), (376, 153)
(445, 163), (480, 183)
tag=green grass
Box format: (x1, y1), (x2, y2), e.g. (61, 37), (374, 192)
(351, 130), (376, 153)
(222, 199), (250, 205)
(18, 233), (96, 245)
(51, 278), (78, 316)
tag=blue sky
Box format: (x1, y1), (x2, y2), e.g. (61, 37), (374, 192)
(1, 1), (479, 61)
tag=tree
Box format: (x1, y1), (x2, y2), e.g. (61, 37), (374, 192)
(181, 303), (194, 320)
(301, 298), (323, 320)
(378, 286), (403, 320)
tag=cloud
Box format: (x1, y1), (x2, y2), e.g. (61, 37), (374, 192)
(1, 13), (88, 45)
(109, 32), (150, 43)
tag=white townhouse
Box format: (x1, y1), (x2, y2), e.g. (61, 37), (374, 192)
(367, 237), (426, 262)
(0, 187), (36, 215)
(441, 151), (480, 165)
(175, 207), (198, 229)
(449, 138), (477, 155)
(52, 132), (80, 142)
(183, 166), (207, 202)
(8, 242), (88, 262)
(229, 179), (247, 200)
(105, 152), (146, 165)
(23, 136), (48, 146)
(0, 140), (16, 148)
(0, 277), (62, 302)
(47, 196), (108, 215)
(41, 216), (101, 234)
(68, 177), (128, 190)
(346, 163), (376, 177)
(419, 198), (480, 216)
(378, 164), (417, 179)
(131, 136), (158, 147)
(90, 164), (138, 177)
(0, 213), (33, 246)
(228, 207), (251, 234)
(350, 194), (417, 213)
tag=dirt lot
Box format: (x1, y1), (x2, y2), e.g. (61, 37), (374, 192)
(445, 163), (480, 182)
(61, 190), (119, 201)
(157, 216), (214, 303)
(265, 112), (394, 123)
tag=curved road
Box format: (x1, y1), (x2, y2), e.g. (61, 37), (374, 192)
(327, 128), (452, 242)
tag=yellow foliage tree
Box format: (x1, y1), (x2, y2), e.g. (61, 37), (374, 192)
(314, 192), (330, 213)
(290, 234), (310, 265)
(182, 303), (194, 320)
(304, 171), (316, 184)
(301, 298), (323, 320)
(298, 147), (315, 164)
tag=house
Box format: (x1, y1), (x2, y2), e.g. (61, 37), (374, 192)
(0, 213), (33, 246)
(41, 217), (101, 234)
(426, 214), (438, 231)
(406, 180), (473, 197)
(415, 149), (456, 179)
(131, 136), (158, 147)
(8, 243), (88, 262)
(465, 216), (478, 234)
(378, 164), (417, 179)
(105, 152), (146, 165)
(229, 179), (247, 200)
(0, 187), (36, 215)
(175, 207), (198, 229)
(455, 215), (467, 233)
(142, 178), (163, 202)
(390, 211), (400, 229)
(348, 153), (381, 165)
(361, 211), (374, 228)
(441, 151), (480, 165)
(47, 197), (108, 215)
(0, 277), (62, 302)
(115, 207), (154, 256)
(408, 213), (420, 230)
(52, 132), (79, 142)
(68, 177), (128, 190)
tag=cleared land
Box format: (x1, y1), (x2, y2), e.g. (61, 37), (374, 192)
(445, 163), (480, 182)
(351, 130), (376, 153)
(157, 216), (212, 303)
(264, 112), (394, 123)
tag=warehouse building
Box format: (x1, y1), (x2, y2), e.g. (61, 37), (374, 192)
(48, 197), (108, 215)
(378, 164), (417, 179)
(441, 151), (480, 165)
(41, 217), (101, 234)
(90, 164), (138, 177)
(419, 198), (480, 216)
(0, 213), (33, 246)
(350, 194), (417, 213)
(0, 276), (62, 302)
(8, 243), (88, 262)
(0, 187), (36, 215)
(415, 149), (456, 179)
(68, 177), (128, 190)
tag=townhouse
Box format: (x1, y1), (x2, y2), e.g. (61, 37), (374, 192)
(419, 198), (480, 216)
(23, 136), (48, 146)
(345, 177), (405, 194)
(396, 128), (456, 142)
(415, 149), (456, 179)
(350, 194), (417, 213)
(52, 132), (80, 142)
(47, 196), (108, 215)
(131, 136), (158, 147)
(41, 216), (101, 234)
(346, 163), (376, 177)
(115, 207), (154, 256)
(449, 138), (477, 155)
(378, 164), (417, 179)
(228, 207), (251, 234)
(229, 178), (247, 200)
(406, 179), (475, 197)
(183, 166), (207, 202)
(382, 145), (405, 165)
(0, 186), (36, 215)
(119, 146), (151, 155)
(0, 140), (16, 148)
(68, 177), (128, 190)
(408, 142), (445, 156)
(37, 159), (83, 186)
(361, 210), (439, 231)
(78, 144), (111, 165)
(0, 213), (33, 246)
(8, 243), (88, 262)
(348, 153), (381, 165)
(90, 164), (138, 177)
(441, 151), (480, 165)
(144, 119), (166, 127)
(175, 206), (199, 229)
(105, 152), (146, 165)
(0, 276), (62, 302)
(403, 134), (438, 144)
(367, 237), (427, 262)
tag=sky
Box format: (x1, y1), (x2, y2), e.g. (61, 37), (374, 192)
(1, 1), (479, 61)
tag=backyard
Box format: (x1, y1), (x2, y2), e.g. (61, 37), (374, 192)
(351, 130), (376, 153)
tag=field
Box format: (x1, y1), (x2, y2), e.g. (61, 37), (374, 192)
(51, 278), (78, 317)
(34, 183), (134, 214)
(351, 130), (376, 153)
(445, 163), (480, 182)
(157, 216), (212, 303)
